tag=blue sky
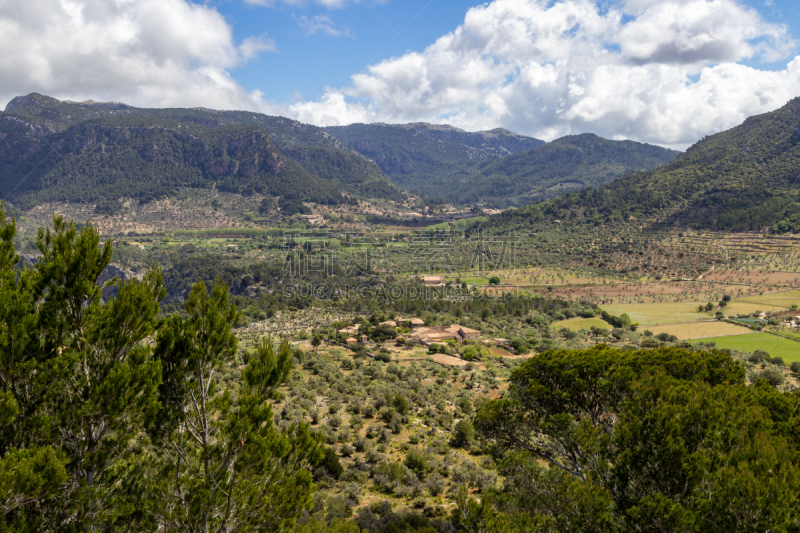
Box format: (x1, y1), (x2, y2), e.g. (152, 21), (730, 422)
(0, 0), (798, 148)
(221, 0), (800, 104)
(225, 1), (482, 102)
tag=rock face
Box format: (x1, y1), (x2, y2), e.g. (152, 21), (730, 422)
(411, 125), (545, 157)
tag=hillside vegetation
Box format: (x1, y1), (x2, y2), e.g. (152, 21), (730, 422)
(0, 93), (403, 208)
(468, 133), (679, 204)
(493, 97), (800, 232)
(324, 122), (544, 201)
(326, 123), (677, 205)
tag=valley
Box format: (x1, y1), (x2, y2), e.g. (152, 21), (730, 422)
(3, 92), (800, 532)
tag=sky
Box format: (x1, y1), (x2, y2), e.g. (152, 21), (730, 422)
(0, 0), (798, 149)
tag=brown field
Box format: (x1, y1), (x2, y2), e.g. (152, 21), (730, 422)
(548, 281), (733, 304)
(703, 270), (800, 287)
(643, 321), (752, 340)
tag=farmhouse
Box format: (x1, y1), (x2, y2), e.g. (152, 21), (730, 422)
(411, 325), (481, 345)
(396, 317), (425, 329)
(421, 275), (445, 287)
(301, 214), (325, 225)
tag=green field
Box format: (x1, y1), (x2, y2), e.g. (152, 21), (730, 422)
(694, 333), (800, 362)
(602, 301), (775, 326)
(735, 290), (800, 310)
(602, 302), (710, 325)
(554, 317), (610, 330)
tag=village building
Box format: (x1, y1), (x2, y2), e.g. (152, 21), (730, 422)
(338, 324), (360, 335)
(421, 275), (445, 287)
(379, 320), (397, 327)
(410, 325), (481, 345)
(301, 214), (325, 225)
(345, 337), (357, 345)
(396, 317), (425, 329)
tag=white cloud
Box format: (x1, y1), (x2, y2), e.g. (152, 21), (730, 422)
(0, 0), (796, 151)
(291, 0), (800, 149)
(0, 0), (277, 112)
(244, 0), (379, 9)
(294, 14), (352, 37)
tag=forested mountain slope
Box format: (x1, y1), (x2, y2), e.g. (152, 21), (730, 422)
(491, 97), (800, 232)
(323, 122), (544, 199)
(466, 133), (679, 204)
(0, 94), (403, 208)
(325, 123), (677, 205)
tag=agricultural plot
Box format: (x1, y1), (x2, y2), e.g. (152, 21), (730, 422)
(735, 290), (800, 310)
(602, 302), (714, 325)
(703, 270), (800, 287)
(695, 333), (800, 362)
(644, 321), (751, 340)
(553, 317), (611, 330)
(445, 268), (603, 287)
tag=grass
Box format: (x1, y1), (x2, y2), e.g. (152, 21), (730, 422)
(602, 302), (711, 325)
(735, 290), (800, 310)
(643, 321), (751, 340)
(455, 277), (490, 285)
(602, 301), (776, 326)
(694, 333), (800, 362)
(554, 317), (610, 330)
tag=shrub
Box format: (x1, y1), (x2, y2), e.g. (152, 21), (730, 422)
(451, 419), (476, 448)
(315, 447), (343, 480)
(748, 350), (770, 363)
(404, 449), (433, 481)
(758, 369), (785, 387)
(791, 362), (800, 374)
(771, 356), (786, 367)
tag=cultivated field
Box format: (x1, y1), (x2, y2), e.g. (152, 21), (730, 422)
(644, 321), (752, 340)
(696, 333), (800, 362)
(736, 290), (800, 310)
(554, 317), (611, 330)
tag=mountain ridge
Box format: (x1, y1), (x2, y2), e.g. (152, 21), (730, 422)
(0, 93), (405, 208)
(490, 97), (800, 232)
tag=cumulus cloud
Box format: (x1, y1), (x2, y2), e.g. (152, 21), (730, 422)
(291, 0), (800, 149)
(0, 0), (796, 150)
(0, 0), (277, 112)
(245, 0), (384, 9)
(294, 14), (352, 37)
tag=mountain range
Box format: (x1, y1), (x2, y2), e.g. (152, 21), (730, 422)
(0, 93), (682, 212)
(0, 93), (400, 209)
(324, 123), (678, 204)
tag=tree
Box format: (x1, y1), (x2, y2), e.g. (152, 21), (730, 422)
(1, 210), (166, 530)
(488, 276), (501, 285)
(475, 346), (800, 532)
(150, 280), (321, 532)
(0, 205), (69, 530)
